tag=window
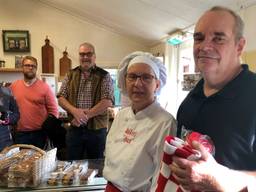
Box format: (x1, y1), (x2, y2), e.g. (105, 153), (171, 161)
(104, 68), (121, 106)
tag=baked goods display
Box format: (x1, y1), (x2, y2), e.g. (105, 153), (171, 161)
(47, 161), (71, 186)
(46, 161), (98, 186)
(8, 151), (43, 187)
(79, 168), (98, 184)
(0, 144), (56, 188)
(0, 149), (33, 186)
(0, 145), (100, 190)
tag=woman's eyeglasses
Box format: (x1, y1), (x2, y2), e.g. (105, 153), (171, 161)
(126, 73), (156, 84)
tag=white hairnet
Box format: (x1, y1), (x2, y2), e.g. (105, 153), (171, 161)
(118, 51), (167, 96)
(128, 55), (160, 79)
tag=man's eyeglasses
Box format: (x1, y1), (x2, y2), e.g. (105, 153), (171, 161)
(79, 52), (94, 58)
(23, 64), (37, 69)
(126, 73), (156, 84)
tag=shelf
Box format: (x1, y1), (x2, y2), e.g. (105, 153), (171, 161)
(0, 68), (23, 72)
(0, 159), (106, 191)
(0, 178), (107, 191)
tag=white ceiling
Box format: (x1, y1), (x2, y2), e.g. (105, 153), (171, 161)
(39, 0), (256, 46)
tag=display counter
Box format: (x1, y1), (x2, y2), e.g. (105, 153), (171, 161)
(0, 177), (106, 191)
(0, 158), (107, 192)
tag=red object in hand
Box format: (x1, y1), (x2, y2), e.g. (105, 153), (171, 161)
(0, 118), (9, 125)
(186, 132), (215, 155)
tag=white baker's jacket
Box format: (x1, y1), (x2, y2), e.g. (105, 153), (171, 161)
(103, 101), (176, 192)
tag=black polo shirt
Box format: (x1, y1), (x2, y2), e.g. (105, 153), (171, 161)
(177, 64), (256, 170)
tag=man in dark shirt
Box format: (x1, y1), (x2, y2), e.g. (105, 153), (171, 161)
(171, 6), (256, 191)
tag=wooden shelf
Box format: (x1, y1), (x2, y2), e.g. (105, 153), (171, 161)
(0, 68), (23, 72)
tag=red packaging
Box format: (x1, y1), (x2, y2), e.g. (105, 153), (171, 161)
(184, 131), (215, 155)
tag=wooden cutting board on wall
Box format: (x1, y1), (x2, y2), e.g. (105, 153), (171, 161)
(42, 37), (54, 73)
(59, 50), (71, 78)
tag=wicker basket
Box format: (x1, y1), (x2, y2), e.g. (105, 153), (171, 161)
(1, 144), (46, 155)
(0, 144), (56, 188)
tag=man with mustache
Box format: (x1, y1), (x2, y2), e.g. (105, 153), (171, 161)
(171, 6), (256, 191)
(10, 56), (58, 149)
(58, 42), (114, 160)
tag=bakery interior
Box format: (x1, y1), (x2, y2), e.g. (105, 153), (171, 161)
(0, 0), (256, 191)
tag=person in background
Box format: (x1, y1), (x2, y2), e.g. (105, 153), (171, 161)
(0, 86), (19, 151)
(57, 42), (114, 160)
(171, 6), (256, 191)
(10, 56), (58, 149)
(103, 51), (176, 192)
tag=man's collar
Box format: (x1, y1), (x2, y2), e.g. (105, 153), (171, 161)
(23, 77), (38, 87)
(79, 65), (96, 73)
(191, 64), (248, 99)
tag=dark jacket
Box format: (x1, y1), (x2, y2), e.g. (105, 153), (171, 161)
(0, 86), (19, 151)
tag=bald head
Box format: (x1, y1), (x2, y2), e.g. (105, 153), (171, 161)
(205, 6), (244, 42)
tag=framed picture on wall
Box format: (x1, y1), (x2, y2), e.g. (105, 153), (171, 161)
(40, 73), (58, 95)
(15, 55), (23, 68)
(2, 30), (30, 52)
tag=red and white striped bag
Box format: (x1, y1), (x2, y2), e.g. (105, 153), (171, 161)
(155, 135), (202, 192)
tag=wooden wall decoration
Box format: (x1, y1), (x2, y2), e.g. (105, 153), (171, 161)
(59, 48), (71, 78)
(42, 37), (54, 73)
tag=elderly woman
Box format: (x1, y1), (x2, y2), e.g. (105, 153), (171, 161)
(103, 51), (176, 192)
(0, 86), (19, 151)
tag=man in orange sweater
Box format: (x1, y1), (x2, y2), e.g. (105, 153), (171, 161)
(10, 56), (58, 149)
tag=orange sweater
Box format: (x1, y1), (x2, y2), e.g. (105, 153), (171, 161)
(10, 79), (58, 131)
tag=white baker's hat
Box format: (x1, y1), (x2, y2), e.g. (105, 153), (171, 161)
(118, 51), (167, 96)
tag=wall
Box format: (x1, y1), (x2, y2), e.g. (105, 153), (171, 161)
(240, 5), (256, 71)
(242, 50), (256, 72)
(0, 0), (149, 76)
(0, 71), (23, 82)
(150, 42), (165, 56)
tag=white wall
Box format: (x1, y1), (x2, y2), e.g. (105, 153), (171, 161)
(0, 71), (23, 82)
(150, 42), (165, 56)
(240, 4), (256, 52)
(0, 0), (149, 75)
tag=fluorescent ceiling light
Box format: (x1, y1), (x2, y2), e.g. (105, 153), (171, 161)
(167, 37), (183, 45)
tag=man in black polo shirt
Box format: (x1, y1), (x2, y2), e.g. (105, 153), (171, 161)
(170, 6), (256, 191)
